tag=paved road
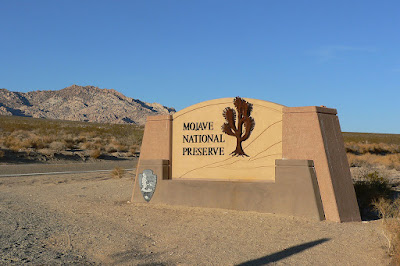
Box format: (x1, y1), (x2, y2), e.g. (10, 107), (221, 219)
(0, 159), (138, 177)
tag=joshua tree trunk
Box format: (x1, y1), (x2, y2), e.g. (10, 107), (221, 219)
(232, 136), (247, 156)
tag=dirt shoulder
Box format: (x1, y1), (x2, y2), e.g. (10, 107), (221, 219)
(0, 170), (391, 265)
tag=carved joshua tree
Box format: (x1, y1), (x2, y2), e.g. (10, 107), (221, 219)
(222, 97), (255, 157)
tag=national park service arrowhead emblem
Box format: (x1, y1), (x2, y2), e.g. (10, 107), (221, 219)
(139, 169), (157, 202)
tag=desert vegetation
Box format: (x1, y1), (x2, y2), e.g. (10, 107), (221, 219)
(352, 170), (394, 218)
(111, 166), (125, 179)
(350, 171), (400, 265)
(0, 115), (143, 163)
(344, 132), (400, 170)
(345, 132), (400, 264)
(373, 198), (400, 264)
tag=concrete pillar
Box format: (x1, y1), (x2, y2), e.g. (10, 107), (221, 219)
(282, 106), (360, 222)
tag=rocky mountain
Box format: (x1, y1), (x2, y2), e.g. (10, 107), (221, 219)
(0, 85), (175, 125)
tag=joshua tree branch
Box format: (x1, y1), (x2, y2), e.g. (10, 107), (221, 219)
(222, 123), (236, 136)
(223, 107), (237, 132)
(242, 117), (255, 141)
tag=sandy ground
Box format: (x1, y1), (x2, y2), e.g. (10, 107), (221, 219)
(0, 168), (393, 265)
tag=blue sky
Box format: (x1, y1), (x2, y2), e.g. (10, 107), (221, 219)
(1, 0), (399, 133)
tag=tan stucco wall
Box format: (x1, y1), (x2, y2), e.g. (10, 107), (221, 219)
(282, 106), (360, 222)
(172, 98), (284, 181)
(138, 115), (172, 161)
(130, 115), (172, 202)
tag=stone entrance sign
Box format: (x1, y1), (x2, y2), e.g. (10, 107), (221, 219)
(172, 97), (283, 181)
(131, 97), (361, 223)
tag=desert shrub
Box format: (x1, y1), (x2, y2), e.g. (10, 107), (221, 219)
(373, 198), (400, 264)
(63, 137), (78, 149)
(49, 141), (66, 152)
(90, 149), (102, 159)
(128, 145), (139, 155)
(26, 137), (46, 150)
(76, 134), (87, 143)
(0, 115), (144, 160)
(2, 131), (45, 151)
(116, 144), (129, 152)
(86, 131), (98, 138)
(80, 141), (101, 150)
(93, 137), (103, 145)
(111, 167), (125, 179)
(80, 141), (93, 150)
(0, 150), (4, 158)
(4, 136), (24, 152)
(347, 153), (400, 170)
(122, 145), (130, 152)
(40, 135), (56, 144)
(347, 153), (368, 167)
(38, 148), (55, 157)
(353, 170), (393, 219)
(105, 144), (118, 153)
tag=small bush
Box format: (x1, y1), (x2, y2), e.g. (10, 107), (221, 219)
(373, 198), (400, 264)
(116, 144), (128, 152)
(0, 150), (4, 158)
(353, 170), (393, 219)
(38, 148), (55, 157)
(111, 167), (125, 179)
(41, 135), (56, 145)
(105, 144), (118, 153)
(63, 138), (77, 149)
(49, 141), (65, 152)
(80, 141), (102, 151)
(90, 149), (102, 159)
(93, 137), (103, 144)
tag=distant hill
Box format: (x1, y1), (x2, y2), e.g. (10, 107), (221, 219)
(0, 85), (175, 125)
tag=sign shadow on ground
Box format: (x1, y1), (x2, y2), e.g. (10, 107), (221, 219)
(237, 238), (330, 266)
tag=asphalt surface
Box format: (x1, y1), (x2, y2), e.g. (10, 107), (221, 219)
(0, 159), (137, 177)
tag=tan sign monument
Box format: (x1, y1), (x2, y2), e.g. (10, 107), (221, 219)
(132, 97), (361, 222)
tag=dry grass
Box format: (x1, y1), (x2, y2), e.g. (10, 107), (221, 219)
(373, 198), (400, 264)
(111, 167), (125, 179)
(343, 132), (400, 145)
(345, 142), (400, 155)
(347, 153), (400, 170)
(344, 132), (400, 170)
(0, 115), (143, 162)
